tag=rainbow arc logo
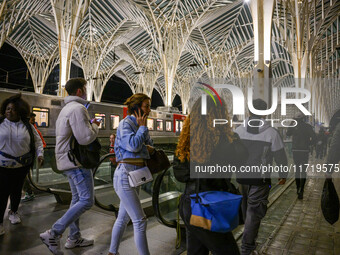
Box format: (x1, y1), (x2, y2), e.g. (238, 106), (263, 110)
(197, 82), (223, 106)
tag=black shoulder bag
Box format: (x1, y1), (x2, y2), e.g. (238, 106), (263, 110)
(68, 135), (101, 169)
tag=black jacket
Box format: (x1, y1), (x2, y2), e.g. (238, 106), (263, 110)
(286, 120), (316, 151)
(173, 134), (248, 195)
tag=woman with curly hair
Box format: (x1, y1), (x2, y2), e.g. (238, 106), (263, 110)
(173, 95), (248, 255)
(0, 94), (44, 236)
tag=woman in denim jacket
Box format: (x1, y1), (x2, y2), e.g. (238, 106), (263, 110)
(109, 93), (153, 255)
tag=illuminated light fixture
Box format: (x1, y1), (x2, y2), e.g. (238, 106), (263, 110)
(244, 0), (250, 3)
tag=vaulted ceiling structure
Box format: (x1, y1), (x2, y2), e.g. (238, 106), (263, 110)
(0, 0), (339, 124)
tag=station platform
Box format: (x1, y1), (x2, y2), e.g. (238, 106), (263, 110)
(1, 158), (339, 255)
(0, 194), (178, 255)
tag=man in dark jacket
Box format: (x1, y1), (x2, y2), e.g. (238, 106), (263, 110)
(235, 99), (288, 255)
(286, 113), (316, 199)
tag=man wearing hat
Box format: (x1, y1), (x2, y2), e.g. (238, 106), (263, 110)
(286, 112), (316, 199)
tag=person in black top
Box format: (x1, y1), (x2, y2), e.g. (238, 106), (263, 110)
(173, 96), (248, 255)
(286, 112), (316, 199)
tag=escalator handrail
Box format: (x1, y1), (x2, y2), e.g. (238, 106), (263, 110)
(27, 146), (58, 194)
(93, 153), (119, 212)
(152, 164), (183, 228)
(27, 165), (52, 193)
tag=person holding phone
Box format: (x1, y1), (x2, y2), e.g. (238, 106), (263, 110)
(108, 93), (154, 255)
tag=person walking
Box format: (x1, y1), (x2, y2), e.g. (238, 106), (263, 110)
(235, 99), (288, 255)
(286, 113), (316, 199)
(22, 112), (47, 202)
(0, 94), (44, 236)
(173, 96), (248, 255)
(40, 78), (101, 255)
(108, 93), (153, 255)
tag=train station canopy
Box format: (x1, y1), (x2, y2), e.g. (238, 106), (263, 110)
(0, 0), (339, 124)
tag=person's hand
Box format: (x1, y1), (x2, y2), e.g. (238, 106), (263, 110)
(135, 108), (147, 127)
(146, 145), (155, 155)
(91, 118), (101, 126)
(278, 178), (286, 185)
(38, 156), (44, 167)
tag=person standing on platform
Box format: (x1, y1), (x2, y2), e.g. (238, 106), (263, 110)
(286, 113), (316, 199)
(22, 112), (47, 202)
(40, 78), (100, 255)
(0, 94), (44, 236)
(235, 99), (288, 255)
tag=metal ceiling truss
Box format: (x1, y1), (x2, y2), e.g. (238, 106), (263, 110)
(1, 0), (339, 124)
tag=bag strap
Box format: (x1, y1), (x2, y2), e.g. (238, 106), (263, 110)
(195, 178), (200, 203)
(68, 135), (78, 166)
(22, 119), (35, 158)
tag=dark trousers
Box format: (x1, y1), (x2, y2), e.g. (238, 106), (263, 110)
(180, 194), (240, 255)
(293, 151), (309, 192)
(0, 166), (30, 223)
(240, 184), (270, 255)
(316, 144), (324, 159)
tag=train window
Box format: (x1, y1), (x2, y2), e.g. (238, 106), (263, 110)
(95, 113), (106, 129)
(32, 107), (49, 127)
(147, 118), (154, 130)
(176, 120), (183, 132)
(166, 121), (172, 131)
(156, 119), (163, 131)
(110, 115), (120, 129)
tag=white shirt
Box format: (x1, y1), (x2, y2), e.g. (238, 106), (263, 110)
(0, 118), (44, 168)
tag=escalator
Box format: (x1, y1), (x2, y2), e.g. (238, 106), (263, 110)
(92, 151), (176, 217)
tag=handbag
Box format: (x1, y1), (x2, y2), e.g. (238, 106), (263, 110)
(147, 149), (171, 174)
(321, 178), (339, 225)
(128, 166), (153, 187)
(189, 179), (243, 233)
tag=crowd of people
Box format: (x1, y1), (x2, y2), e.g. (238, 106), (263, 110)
(0, 77), (339, 255)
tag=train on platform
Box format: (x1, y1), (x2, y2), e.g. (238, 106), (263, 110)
(0, 88), (186, 145)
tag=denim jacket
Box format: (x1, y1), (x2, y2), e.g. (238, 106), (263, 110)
(114, 115), (153, 162)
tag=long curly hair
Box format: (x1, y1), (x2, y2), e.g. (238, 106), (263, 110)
(176, 96), (235, 163)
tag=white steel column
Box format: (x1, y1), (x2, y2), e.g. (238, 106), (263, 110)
(51, 0), (90, 96)
(250, 0), (274, 103)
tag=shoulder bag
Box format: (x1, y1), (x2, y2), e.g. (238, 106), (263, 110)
(189, 178), (243, 233)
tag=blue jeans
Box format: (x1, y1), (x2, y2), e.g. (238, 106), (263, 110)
(109, 163), (150, 255)
(51, 168), (94, 239)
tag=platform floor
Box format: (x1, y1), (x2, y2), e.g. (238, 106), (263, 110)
(1, 157), (340, 255)
(0, 194), (178, 255)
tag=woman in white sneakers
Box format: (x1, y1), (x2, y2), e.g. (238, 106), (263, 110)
(0, 94), (44, 236)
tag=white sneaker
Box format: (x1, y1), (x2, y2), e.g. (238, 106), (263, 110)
(8, 211), (21, 224)
(0, 223), (4, 236)
(40, 230), (63, 255)
(65, 237), (94, 249)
